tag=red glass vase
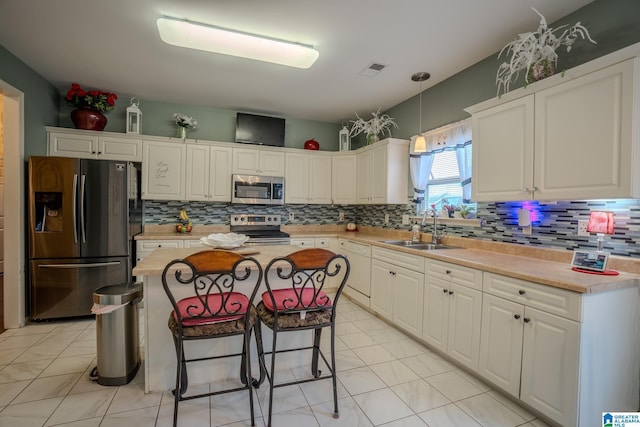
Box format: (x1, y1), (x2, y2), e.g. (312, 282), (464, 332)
(71, 108), (107, 131)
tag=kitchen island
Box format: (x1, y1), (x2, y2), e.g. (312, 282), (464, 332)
(133, 245), (318, 393)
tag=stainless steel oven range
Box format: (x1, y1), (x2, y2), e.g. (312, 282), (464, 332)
(230, 214), (290, 245)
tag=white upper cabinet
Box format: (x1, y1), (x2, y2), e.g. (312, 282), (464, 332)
(285, 152), (332, 204)
(47, 129), (142, 161)
(470, 96), (534, 202)
(141, 140), (186, 200)
(232, 147), (285, 176)
(332, 154), (357, 204)
(468, 57), (640, 202)
(356, 138), (409, 204)
(185, 144), (232, 202)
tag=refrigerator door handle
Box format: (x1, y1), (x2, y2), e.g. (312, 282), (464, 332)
(73, 174), (78, 243)
(38, 261), (122, 269)
(80, 174), (87, 243)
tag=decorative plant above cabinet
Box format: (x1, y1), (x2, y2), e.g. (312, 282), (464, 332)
(495, 7), (596, 97)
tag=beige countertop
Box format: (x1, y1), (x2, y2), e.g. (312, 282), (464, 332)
(134, 225), (640, 294)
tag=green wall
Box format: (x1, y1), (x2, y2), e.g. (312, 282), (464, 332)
(0, 45), (59, 158)
(387, 0), (640, 137)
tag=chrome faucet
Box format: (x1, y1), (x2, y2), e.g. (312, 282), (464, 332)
(421, 208), (445, 244)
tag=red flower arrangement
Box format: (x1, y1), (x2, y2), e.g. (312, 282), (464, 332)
(65, 83), (118, 113)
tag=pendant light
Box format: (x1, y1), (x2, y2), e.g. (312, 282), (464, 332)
(411, 72), (430, 153)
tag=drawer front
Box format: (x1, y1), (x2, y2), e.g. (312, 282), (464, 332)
(483, 272), (581, 321)
(426, 259), (482, 290)
(372, 247), (423, 272)
(314, 237), (330, 248)
(138, 240), (183, 251)
(290, 238), (315, 248)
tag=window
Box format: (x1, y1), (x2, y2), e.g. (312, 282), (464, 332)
(421, 145), (475, 215)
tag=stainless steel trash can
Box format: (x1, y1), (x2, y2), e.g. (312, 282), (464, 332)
(92, 282), (143, 386)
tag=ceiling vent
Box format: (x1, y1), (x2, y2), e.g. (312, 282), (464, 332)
(359, 62), (387, 77)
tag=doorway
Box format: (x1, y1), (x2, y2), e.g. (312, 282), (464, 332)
(0, 81), (25, 330)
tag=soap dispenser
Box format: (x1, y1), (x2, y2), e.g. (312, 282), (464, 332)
(411, 224), (421, 242)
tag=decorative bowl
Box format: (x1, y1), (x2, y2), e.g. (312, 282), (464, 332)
(200, 233), (249, 249)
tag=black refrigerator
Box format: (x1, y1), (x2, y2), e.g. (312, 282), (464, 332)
(28, 156), (141, 320)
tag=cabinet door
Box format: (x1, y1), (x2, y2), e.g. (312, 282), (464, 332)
(285, 153), (309, 204)
(370, 260), (394, 320)
(233, 148), (261, 174)
(447, 283), (482, 371)
(142, 141), (186, 200)
(332, 155), (356, 204)
(209, 146), (232, 201)
(259, 150), (285, 176)
(534, 59), (636, 200)
(185, 144), (210, 201)
(520, 307), (580, 427)
(356, 150), (371, 203)
(471, 95), (534, 202)
(99, 136), (142, 161)
(422, 276), (450, 353)
(478, 294), (524, 397)
(369, 145), (388, 203)
(393, 267), (424, 337)
(48, 132), (97, 159)
(308, 155), (332, 203)
(233, 148), (284, 175)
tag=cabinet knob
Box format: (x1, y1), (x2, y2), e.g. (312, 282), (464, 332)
(523, 318), (530, 323)
(514, 314), (521, 320)
(390, 271), (396, 276)
(442, 288), (448, 293)
(448, 290), (454, 295)
(445, 270), (451, 274)
(518, 290), (526, 295)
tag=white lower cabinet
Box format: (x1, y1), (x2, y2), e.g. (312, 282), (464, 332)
(371, 248), (424, 337)
(479, 273), (580, 427)
(422, 259), (483, 371)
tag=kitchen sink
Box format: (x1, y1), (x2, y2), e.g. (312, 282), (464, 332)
(379, 240), (461, 250)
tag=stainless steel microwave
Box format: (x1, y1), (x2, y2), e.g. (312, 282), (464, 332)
(232, 174), (285, 205)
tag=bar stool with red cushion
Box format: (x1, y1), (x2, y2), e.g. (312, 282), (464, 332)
(161, 250), (263, 427)
(255, 248), (350, 427)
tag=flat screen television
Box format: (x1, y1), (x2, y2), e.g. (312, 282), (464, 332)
(235, 113), (285, 147)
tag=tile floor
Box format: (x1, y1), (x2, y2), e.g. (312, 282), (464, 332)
(0, 297), (552, 427)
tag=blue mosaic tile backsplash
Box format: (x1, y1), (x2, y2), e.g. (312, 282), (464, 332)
(144, 199), (640, 258)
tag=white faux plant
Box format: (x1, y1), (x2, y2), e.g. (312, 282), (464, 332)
(495, 7), (596, 96)
(349, 108), (398, 143)
(173, 113), (198, 129)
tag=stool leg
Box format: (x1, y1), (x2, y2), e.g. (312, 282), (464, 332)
(172, 336), (184, 427)
(311, 328), (322, 377)
(244, 327), (255, 427)
(331, 323), (339, 419)
(267, 329), (278, 427)
(253, 321), (267, 387)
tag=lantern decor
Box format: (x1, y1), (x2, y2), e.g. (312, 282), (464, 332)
(126, 97), (142, 134)
(339, 123), (350, 151)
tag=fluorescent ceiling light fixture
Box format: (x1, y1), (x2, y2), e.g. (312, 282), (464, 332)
(156, 17), (319, 69)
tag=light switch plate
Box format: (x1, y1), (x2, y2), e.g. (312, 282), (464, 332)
(384, 213), (390, 224)
(402, 215), (410, 225)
